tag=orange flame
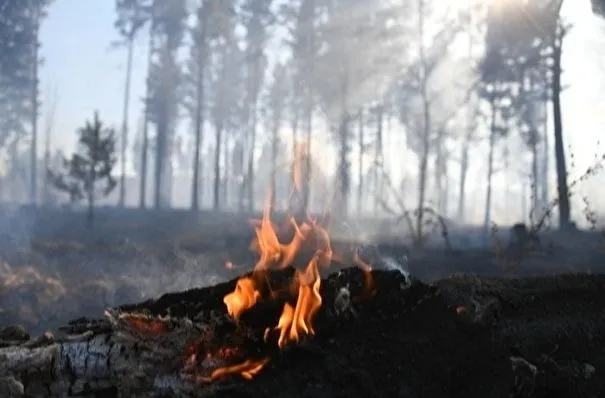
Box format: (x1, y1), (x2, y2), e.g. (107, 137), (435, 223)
(185, 356), (270, 383)
(271, 257), (322, 348)
(208, 140), (374, 382)
(205, 358), (270, 381)
(223, 277), (260, 321)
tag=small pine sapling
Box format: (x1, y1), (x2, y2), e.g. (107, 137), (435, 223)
(47, 111), (117, 227)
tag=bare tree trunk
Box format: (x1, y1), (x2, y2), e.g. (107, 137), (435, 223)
(530, 137), (539, 222)
(551, 25), (570, 229)
(246, 55), (262, 212)
(154, 45), (177, 209)
(337, 71), (351, 219)
(338, 114), (351, 218)
(154, 121), (166, 209)
(416, 0), (430, 243)
(238, 93), (250, 212)
(458, 3), (474, 223)
(140, 27), (154, 209)
(237, 143), (246, 212)
(213, 124), (223, 210)
(42, 87), (57, 206)
(443, 167), (449, 217)
(541, 99), (549, 209)
(88, 115), (99, 230)
(457, 141), (469, 221)
(357, 108), (364, 215)
(246, 112), (257, 212)
(222, 133), (230, 208)
(434, 135), (444, 215)
(271, 126), (278, 211)
(42, 133), (50, 206)
(521, 174), (528, 222)
(118, 37), (134, 208)
(483, 101), (497, 233)
(417, 140), (429, 243)
(373, 105), (383, 216)
(30, 7), (40, 206)
(303, 107), (312, 215)
(191, 37), (206, 211)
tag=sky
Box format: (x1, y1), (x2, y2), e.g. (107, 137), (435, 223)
(38, 0), (605, 219)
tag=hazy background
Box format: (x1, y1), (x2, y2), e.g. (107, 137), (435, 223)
(34, 0), (605, 225)
(2, 0), (605, 335)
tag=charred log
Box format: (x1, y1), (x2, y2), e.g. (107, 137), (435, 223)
(2, 269), (605, 397)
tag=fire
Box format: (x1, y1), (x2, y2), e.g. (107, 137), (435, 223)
(203, 358), (270, 381)
(271, 257), (322, 348)
(182, 344), (270, 383)
(196, 141), (373, 383)
(223, 277), (260, 321)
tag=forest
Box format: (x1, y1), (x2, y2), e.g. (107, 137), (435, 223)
(2, 1), (605, 397)
(0, 0), (601, 226)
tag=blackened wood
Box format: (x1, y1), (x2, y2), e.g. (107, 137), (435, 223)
(2, 270), (605, 397)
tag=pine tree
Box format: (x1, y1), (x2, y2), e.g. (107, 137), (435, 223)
(114, 0), (151, 207)
(0, 0), (53, 202)
(48, 112), (117, 227)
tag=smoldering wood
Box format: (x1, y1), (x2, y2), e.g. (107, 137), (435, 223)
(2, 269), (605, 397)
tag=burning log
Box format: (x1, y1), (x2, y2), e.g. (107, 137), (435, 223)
(3, 270), (605, 397)
(0, 267), (499, 397)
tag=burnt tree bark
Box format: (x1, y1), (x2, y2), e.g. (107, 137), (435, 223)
(551, 24), (570, 229)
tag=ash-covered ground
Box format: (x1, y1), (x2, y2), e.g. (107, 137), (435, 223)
(1, 206), (604, 336)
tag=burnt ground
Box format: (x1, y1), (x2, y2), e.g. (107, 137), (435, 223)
(0, 208), (604, 336)
(0, 208), (604, 396)
(110, 268), (605, 397)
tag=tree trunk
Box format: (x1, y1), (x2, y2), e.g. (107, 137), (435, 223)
(154, 119), (166, 209)
(118, 37), (134, 208)
(336, 71), (351, 219)
(458, 142), (469, 221)
(30, 8), (40, 206)
(213, 124), (223, 210)
(434, 135), (442, 215)
(139, 28), (154, 209)
(373, 105), (383, 216)
(442, 168), (449, 218)
(338, 113), (350, 219)
(303, 105), (312, 215)
(357, 108), (364, 215)
(153, 44), (177, 210)
(416, 0), (430, 244)
(541, 99), (549, 210)
(483, 101), (497, 233)
(222, 133), (229, 207)
(521, 175), (528, 222)
(87, 119), (98, 230)
(459, 5), (475, 223)
(42, 137), (50, 206)
(191, 38), (206, 211)
(530, 137), (539, 223)
(551, 27), (570, 229)
(246, 116), (257, 212)
(246, 56), (262, 212)
(417, 141), (429, 244)
(270, 126), (278, 211)
(237, 140), (246, 212)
